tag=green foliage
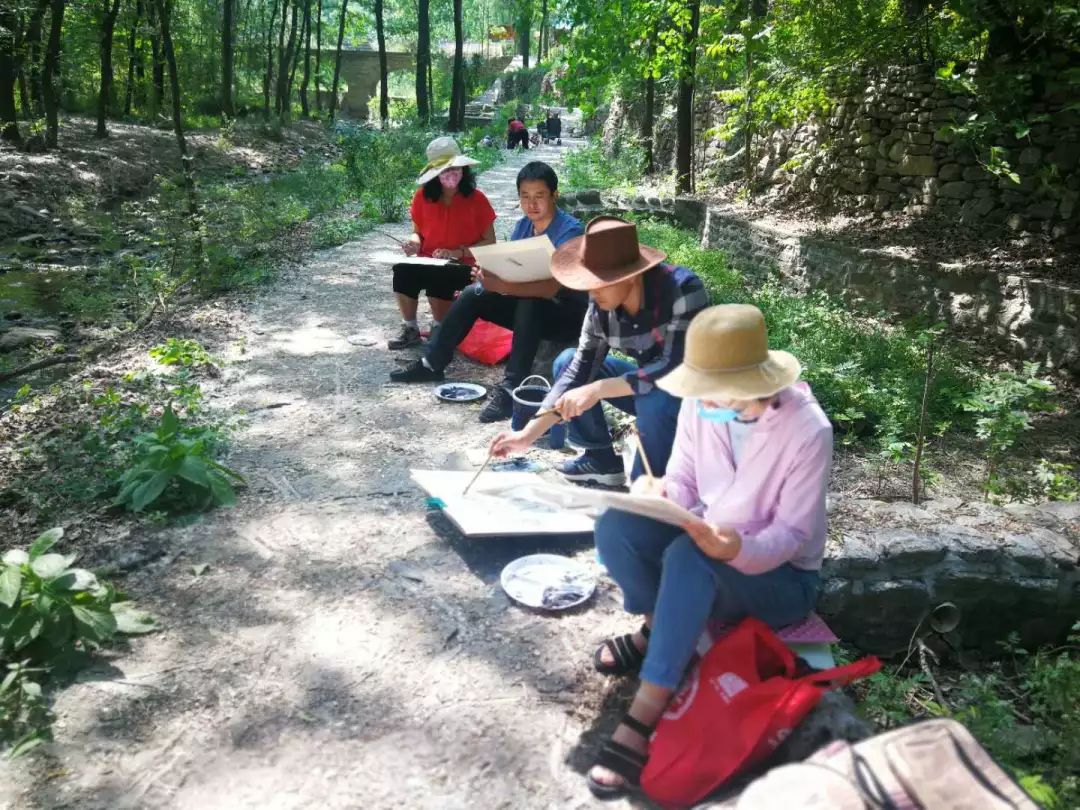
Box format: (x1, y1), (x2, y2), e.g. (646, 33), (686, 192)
(563, 137), (649, 193)
(149, 338), (213, 368)
(961, 363), (1056, 495)
(114, 406), (242, 514)
(1, 528), (154, 757)
(1032, 460), (1080, 502)
(339, 125), (432, 222)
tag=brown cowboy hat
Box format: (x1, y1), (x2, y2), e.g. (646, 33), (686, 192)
(658, 304), (802, 400)
(550, 216), (666, 291)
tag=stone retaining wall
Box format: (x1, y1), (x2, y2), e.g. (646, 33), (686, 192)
(557, 192), (1080, 375)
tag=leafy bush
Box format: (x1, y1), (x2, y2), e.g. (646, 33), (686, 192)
(149, 338), (213, 368)
(563, 137), (648, 193)
(339, 126), (431, 223)
(1, 528), (155, 756)
(114, 406), (242, 514)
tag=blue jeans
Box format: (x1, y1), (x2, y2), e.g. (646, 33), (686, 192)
(594, 510), (820, 690)
(552, 348), (682, 479)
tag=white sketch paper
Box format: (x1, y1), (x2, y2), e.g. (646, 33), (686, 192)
(410, 470), (595, 537)
(469, 236), (555, 283)
(369, 250), (452, 267)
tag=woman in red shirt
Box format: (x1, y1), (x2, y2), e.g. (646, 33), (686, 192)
(390, 137), (497, 349)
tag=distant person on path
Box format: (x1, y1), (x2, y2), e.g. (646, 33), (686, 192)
(489, 217), (709, 486)
(388, 137), (497, 349)
(583, 304), (832, 799)
(546, 110), (562, 145)
(390, 162), (587, 423)
(507, 117), (529, 150)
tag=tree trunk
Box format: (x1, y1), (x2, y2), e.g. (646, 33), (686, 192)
(642, 45), (655, 174)
(298, 0), (310, 116)
(375, 0), (387, 126)
(26, 0), (47, 117)
(152, 0), (199, 229)
(313, 0), (321, 111)
(448, 0), (464, 131)
(262, 0), (279, 115)
(222, 0), (235, 116)
(96, 0), (123, 138)
(327, 0), (347, 120)
(274, 0), (290, 114)
(743, 0), (767, 190)
(43, 0), (64, 148)
(123, 0), (141, 116)
(540, 0), (548, 58)
(518, 18), (531, 69)
(147, 0), (164, 113)
(415, 0), (429, 122)
(281, 0), (300, 117)
(675, 0), (700, 194)
(0, 6), (22, 146)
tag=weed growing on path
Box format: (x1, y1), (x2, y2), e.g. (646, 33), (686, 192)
(0, 527), (155, 757)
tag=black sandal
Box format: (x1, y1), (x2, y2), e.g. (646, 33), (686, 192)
(593, 624), (650, 676)
(586, 714), (654, 800)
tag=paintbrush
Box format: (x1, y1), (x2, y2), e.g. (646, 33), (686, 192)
(374, 230), (406, 245)
(531, 406), (563, 422)
(630, 425), (656, 479)
(462, 448), (494, 495)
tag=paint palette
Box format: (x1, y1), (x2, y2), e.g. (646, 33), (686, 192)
(501, 554), (596, 611)
(435, 382), (487, 402)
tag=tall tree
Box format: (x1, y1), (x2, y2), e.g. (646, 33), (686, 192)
(415, 0), (430, 121)
(742, 0), (767, 188)
(539, 0), (548, 59)
(262, 0), (279, 114)
(641, 32), (656, 174)
(375, 0), (387, 126)
(147, 0), (164, 113)
(222, 0), (235, 117)
(675, 0), (700, 194)
(279, 0), (300, 116)
(0, 5), (22, 145)
(274, 0), (290, 114)
(327, 0), (347, 120)
(96, 0), (124, 138)
(299, 0), (311, 116)
(26, 0), (47, 117)
(42, 0), (64, 148)
(313, 0), (322, 111)
(448, 0), (465, 130)
(516, 3), (532, 69)
(123, 0), (141, 116)
(285, 1), (302, 108)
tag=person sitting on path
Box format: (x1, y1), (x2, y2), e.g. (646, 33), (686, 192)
(390, 162), (588, 423)
(489, 217), (709, 486)
(584, 303), (833, 799)
(388, 137), (496, 349)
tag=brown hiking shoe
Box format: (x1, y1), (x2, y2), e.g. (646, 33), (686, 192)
(387, 324), (421, 349)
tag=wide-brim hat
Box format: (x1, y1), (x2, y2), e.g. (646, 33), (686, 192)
(551, 216), (666, 291)
(417, 136), (479, 185)
(658, 304), (802, 400)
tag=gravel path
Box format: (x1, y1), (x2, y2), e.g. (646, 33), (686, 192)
(1, 140), (642, 809)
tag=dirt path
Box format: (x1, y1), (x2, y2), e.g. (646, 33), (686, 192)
(1, 142), (641, 810)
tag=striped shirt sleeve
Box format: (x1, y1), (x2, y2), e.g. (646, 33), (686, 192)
(625, 276), (709, 395)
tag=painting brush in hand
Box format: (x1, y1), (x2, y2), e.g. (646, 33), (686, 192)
(462, 449), (494, 496)
(374, 230), (406, 245)
(630, 425), (656, 480)
(531, 406), (563, 422)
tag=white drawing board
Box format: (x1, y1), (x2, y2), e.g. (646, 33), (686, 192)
(410, 469), (595, 537)
(469, 236), (555, 283)
(369, 250), (452, 267)
(472, 479), (700, 528)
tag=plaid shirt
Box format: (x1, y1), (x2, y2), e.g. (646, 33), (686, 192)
(544, 263), (709, 408)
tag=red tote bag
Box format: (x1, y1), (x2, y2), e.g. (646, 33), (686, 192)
(456, 319), (513, 365)
(640, 617), (880, 808)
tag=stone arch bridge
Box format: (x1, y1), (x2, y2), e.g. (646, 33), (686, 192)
(323, 47), (415, 120)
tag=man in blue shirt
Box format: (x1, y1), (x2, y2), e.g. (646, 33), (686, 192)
(390, 162), (587, 423)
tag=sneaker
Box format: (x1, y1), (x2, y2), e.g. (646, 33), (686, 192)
(478, 386), (514, 423)
(389, 359), (444, 383)
(388, 324), (421, 349)
(558, 451), (626, 487)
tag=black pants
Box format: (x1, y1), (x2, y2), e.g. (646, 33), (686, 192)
(392, 262), (472, 301)
(507, 130), (529, 149)
(424, 284), (587, 387)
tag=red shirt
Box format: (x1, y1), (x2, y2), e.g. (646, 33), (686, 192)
(508, 120), (526, 132)
(410, 188), (496, 265)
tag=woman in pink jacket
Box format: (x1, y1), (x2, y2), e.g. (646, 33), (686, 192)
(586, 303), (833, 799)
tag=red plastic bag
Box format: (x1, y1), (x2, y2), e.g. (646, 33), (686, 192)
(456, 319), (513, 365)
(640, 617), (880, 808)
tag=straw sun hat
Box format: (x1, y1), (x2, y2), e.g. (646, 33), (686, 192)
(658, 304), (802, 400)
(416, 136), (479, 185)
(551, 217), (666, 291)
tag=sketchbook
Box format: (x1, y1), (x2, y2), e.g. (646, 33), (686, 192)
(369, 250), (452, 267)
(468, 236), (555, 283)
(471, 479), (701, 529)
